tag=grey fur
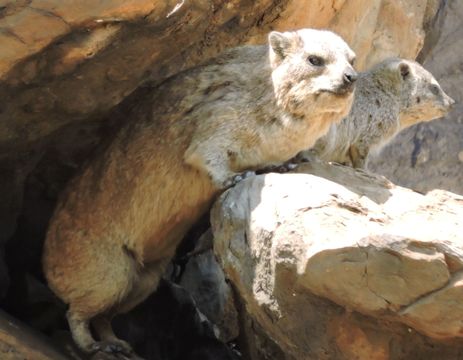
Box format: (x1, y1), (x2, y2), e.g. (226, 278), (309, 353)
(306, 57), (455, 169)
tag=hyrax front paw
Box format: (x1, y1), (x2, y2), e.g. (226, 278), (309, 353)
(273, 162), (298, 173)
(256, 162), (298, 175)
(223, 171), (255, 188)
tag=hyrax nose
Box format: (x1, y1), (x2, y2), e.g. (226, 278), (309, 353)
(343, 69), (358, 85)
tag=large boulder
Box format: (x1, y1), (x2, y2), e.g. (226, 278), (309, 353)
(212, 161), (463, 359)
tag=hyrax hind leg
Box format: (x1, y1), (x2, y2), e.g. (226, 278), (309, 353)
(67, 310), (132, 356)
(64, 247), (166, 355)
(111, 259), (169, 315)
(91, 316), (133, 354)
(90, 260), (169, 352)
(64, 245), (136, 355)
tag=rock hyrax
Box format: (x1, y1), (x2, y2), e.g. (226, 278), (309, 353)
(42, 28), (357, 356)
(306, 57), (454, 168)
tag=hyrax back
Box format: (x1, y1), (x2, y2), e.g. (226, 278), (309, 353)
(309, 57), (455, 169)
(43, 28), (357, 355)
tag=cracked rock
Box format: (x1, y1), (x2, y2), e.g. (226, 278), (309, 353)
(179, 229), (239, 343)
(212, 161), (463, 359)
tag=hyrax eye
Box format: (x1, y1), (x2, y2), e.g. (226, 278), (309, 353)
(307, 56), (324, 67)
(430, 84), (440, 96)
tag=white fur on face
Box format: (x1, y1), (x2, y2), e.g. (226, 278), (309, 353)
(270, 28), (357, 116)
(298, 29), (356, 94)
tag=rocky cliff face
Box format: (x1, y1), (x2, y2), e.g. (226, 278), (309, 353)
(212, 161), (463, 360)
(0, 1), (461, 359)
(0, 0), (440, 150)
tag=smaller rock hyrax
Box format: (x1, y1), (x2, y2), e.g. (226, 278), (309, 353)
(306, 57), (455, 168)
(42, 28), (357, 356)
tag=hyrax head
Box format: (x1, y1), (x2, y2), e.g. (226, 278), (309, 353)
(378, 58), (455, 127)
(268, 28), (357, 118)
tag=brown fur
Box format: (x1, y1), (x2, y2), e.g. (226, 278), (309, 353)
(42, 28), (357, 355)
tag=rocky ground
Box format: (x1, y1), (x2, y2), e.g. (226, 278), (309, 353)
(0, 0), (462, 359)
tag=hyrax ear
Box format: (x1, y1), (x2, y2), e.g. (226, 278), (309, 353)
(399, 62), (410, 80)
(268, 31), (295, 65)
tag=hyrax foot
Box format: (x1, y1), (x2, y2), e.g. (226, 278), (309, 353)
(92, 316), (132, 349)
(223, 170), (255, 188)
(279, 162), (298, 172)
(257, 162), (298, 174)
(67, 310), (133, 357)
(90, 340), (133, 356)
(91, 347), (142, 360)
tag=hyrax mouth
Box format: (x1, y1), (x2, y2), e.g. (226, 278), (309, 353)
(327, 85), (355, 97)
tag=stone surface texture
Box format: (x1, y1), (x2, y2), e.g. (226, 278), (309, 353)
(212, 161), (463, 359)
(179, 230), (239, 343)
(0, 309), (69, 359)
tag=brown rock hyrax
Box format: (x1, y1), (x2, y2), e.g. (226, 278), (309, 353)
(306, 57), (454, 169)
(42, 28), (357, 356)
